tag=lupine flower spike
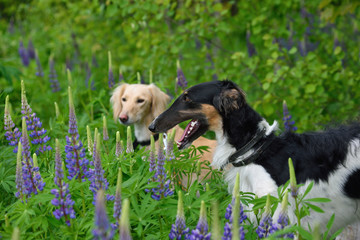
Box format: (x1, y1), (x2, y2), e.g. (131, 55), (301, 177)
(246, 25), (257, 57)
(119, 199), (132, 240)
(11, 227), (20, 240)
(65, 87), (89, 181)
(89, 133), (113, 202)
(87, 125), (93, 156)
(188, 201), (211, 240)
(283, 100), (297, 132)
(108, 51), (115, 89)
(126, 126), (134, 153)
(256, 194), (278, 238)
(145, 135), (157, 194)
(277, 191), (294, 239)
(67, 69), (73, 86)
(149, 69), (153, 84)
(4, 95), (21, 153)
(176, 60), (187, 90)
(113, 168), (122, 229)
(169, 191), (189, 239)
(51, 139), (76, 226)
(21, 118), (45, 196)
(27, 40), (35, 59)
(54, 102), (60, 119)
(21, 80), (51, 153)
(93, 190), (113, 239)
(32, 153), (44, 190)
(15, 141), (25, 201)
(115, 131), (123, 157)
(102, 115), (109, 141)
(19, 40), (30, 66)
(151, 133), (174, 200)
(48, 57), (61, 92)
(166, 128), (176, 161)
(223, 173), (246, 240)
(288, 158), (298, 198)
(35, 50), (44, 77)
(211, 201), (221, 240)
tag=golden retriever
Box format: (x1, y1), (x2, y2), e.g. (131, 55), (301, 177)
(110, 83), (216, 185)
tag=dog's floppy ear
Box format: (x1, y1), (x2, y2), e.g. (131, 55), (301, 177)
(148, 84), (170, 119)
(110, 84), (128, 121)
(213, 82), (246, 116)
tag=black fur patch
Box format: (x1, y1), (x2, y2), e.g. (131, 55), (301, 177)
(343, 169), (360, 198)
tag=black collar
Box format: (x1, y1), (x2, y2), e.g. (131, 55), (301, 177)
(227, 128), (273, 167)
(133, 133), (159, 149)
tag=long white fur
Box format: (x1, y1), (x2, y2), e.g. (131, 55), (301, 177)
(211, 118), (360, 233)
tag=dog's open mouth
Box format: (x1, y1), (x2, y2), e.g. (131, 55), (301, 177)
(176, 119), (200, 150)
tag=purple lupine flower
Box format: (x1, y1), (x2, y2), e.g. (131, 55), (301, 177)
(256, 195), (278, 238)
(4, 95), (22, 153)
(87, 125), (93, 156)
(93, 190), (114, 240)
(32, 153), (45, 192)
(88, 133), (114, 203)
(115, 131), (123, 157)
(15, 142), (25, 201)
(176, 60), (188, 90)
(188, 201), (211, 240)
(223, 173), (246, 240)
(283, 101), (297, 132)
(126, 126), (134, 153)
(112, 168), (122, 230)
(20, 118), (44, 197)
(246, 29), (257, 57)
(27, 40), (35, 59)
(65, 87), (90, 181)
(119, 199), (132, 240)
(21, 81), (51, 154)
(19, 40), (30, 67)
(169, 191), (189, 240)
(35, 50), (44, 77)
(145, 135), (156, 194)
(51, 139), (76, 226)
(49, 58), (61, 92)
(151, 133), (174, 200)
(108, 51), (115, 89)
(92, 54), (99, 68)
(288, 158), (298, 198)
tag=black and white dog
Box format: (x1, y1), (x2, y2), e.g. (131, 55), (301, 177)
(149, 80), (360, 233)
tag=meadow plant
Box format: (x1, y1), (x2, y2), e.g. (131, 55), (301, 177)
(93, 190), (114, 239)
(20, 118), (45, 197)
(21, 81), (51, 154)
(112, 168), (122, 229)
(15, 141), (25, 201)
(51, 139), (76, 226)
(283, 100), (297, 132)
(169, 191), (189, 240)
(18, 40), (30, 66)
(115, 131), (123, 157)
(150, 133), (174, 200)
(119, 68), (124, 82)
(48, 57), (61, 92)
(65, 87), (90, 181)
(176, 60), (187, 90)
(166, 129), (176, 161)
(119, 199), (132, 240)
(108, 51), (115, 89)
(27, 40), (35, 59)
(188, 201), (211, 240)
(4, 95), (21, 153)
(102, 115), (109, 141)
(256, 195), (278, 238)
(34, 50), (44, 77)
(126, 126), (134, 153)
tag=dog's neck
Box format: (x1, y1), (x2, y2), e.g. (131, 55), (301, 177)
(133, 113), (158, 144)
(212, 104), (278, 169)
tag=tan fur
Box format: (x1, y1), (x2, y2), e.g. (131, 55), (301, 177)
(111, 83), (216, 187)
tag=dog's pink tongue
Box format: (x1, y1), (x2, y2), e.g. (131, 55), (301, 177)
(177, 120), (199, 148)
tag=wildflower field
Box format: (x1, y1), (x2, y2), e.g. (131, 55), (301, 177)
(1, 1), (360, 239)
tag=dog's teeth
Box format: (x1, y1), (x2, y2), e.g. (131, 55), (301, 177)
(188, 131), (191, 134)
(189, 127), (193, 131)
(191, 122), (196, 127)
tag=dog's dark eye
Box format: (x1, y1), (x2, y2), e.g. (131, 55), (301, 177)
(122, 98), (127, 102)
(137, 99), (144, 103)
(184, 95), (191, 102)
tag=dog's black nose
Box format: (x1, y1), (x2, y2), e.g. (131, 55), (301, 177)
(148, 122), (156, 132)
(119, 114), (128, 123)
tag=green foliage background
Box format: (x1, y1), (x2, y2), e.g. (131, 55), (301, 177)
(0, 0), (360, 239)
